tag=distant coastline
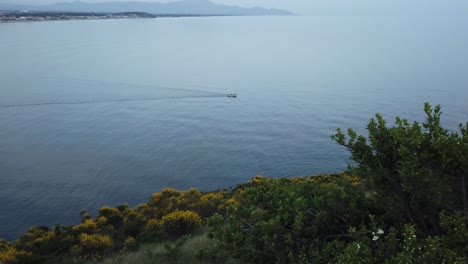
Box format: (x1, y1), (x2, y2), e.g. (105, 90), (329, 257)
(0, 0), (293, 23)
(0, 0), (293, 17)
(0, 11), (151, 23)
(0, 11), (228, 23)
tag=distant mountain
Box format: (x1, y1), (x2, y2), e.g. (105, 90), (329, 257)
(0, 0), (294, 16)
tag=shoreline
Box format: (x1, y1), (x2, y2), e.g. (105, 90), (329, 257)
(0, 17), (150, 24)
(0, 11), (227, 24)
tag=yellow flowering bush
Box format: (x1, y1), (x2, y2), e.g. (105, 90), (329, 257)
(146, 219), (160, 231)
(146, 188), (230, 220)
(137, 203), (158, 220)
(32, 230), (55, 245)
(160, 210), (202, 237)
(0, 248), (30, 264)
(197, 192), (228, 217)
(70, 233), (113, 259)
(176, 188), (202, 209)
(250, 175), (265, 185)
(161, 188), (181, 198)
(98, 206), (124, 228)
(72, 219), (98, 234)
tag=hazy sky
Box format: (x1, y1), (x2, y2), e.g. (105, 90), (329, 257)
(4, 0), (468, 15)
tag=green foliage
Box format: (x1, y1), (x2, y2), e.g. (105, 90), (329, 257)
(335, 221), (467, 264)
(331, 103), (468, 232)
(208, 175), (369, 263)
(439, 212), (468, 256)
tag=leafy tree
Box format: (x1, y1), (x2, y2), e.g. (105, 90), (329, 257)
(332, 103), (468, 233)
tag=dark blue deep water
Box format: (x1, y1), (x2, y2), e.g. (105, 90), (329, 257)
(1, 16), (467, 240)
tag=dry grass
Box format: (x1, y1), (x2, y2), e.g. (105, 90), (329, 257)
(81, 234), (238, 264)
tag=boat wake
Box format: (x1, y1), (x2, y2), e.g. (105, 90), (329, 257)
(0, 77), (230, 109)
(0, 95), (227, 108)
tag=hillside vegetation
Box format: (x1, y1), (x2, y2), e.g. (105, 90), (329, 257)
(1, 103), (467, 263)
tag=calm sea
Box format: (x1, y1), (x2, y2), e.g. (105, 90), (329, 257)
(0, 16), (467, 240)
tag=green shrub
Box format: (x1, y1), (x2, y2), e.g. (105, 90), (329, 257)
(209, 175), (370, 263)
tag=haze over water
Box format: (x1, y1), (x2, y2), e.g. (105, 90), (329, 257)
(1, 16), (467, 240)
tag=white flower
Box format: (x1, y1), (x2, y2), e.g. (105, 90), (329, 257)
(372, 236), (379, 241)
(357, 243), (361, 249)
(377, 229), (384, 235)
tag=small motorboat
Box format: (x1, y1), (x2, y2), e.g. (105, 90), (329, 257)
(227, 93), (237, 98)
